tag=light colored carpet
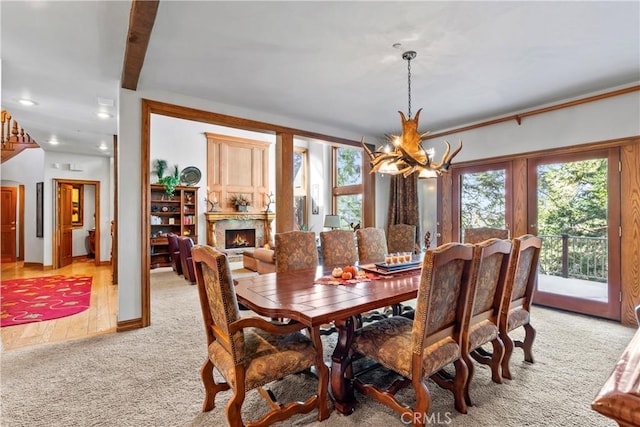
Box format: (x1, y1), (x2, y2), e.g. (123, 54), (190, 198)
(1, 269), (634, 426)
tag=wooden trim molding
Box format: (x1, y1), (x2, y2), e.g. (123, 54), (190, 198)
(424, 85), (640, 140)
(117, 318), (144, 332)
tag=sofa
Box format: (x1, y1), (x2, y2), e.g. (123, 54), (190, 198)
(243, 248), (276, 274)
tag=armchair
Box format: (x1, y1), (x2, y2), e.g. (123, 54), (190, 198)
(191, 245), (330, 426)
(350, 243), (476, 424)
(177, 236), (195, 284)
(166, 232), (182, 275)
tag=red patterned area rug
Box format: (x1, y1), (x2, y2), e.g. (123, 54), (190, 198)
(1, 275), (92, 327)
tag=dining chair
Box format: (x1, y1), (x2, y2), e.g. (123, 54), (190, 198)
(320, 229), (358, 268)
(275, 231), (318, 272)
(463, 227), (510, 244)
(499, 234), (542, 380)
(191, 245), (330, 427)
(356, 227), (388, 263)
(463, 238), (512, 406)
(166, 232), (182, 275)
(350, 242), (477, 424)
(387, 223), (418, 254)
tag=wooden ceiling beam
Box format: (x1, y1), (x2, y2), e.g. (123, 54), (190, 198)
(121, 0), (160, 91)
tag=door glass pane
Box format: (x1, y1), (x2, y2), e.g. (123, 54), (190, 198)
(336, 194), (362, 229)
(536, 158), (608, 302)
(460, 169), (506, 241)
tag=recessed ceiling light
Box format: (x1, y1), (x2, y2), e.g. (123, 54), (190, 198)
(97, 97), (114, 107)
(18, 98), (37, 106)
(48, 139), (59, 145)
(96, 112), (112, 119)
(99, 144), (108, 151)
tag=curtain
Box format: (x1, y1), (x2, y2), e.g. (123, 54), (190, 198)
(387, 174), (421, 247)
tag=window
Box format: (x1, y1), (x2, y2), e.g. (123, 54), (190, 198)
(293, 148), (308, 230)
(332, 146), (363, 229)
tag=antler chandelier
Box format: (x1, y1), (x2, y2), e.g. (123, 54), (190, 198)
(362, 51), (462, 178)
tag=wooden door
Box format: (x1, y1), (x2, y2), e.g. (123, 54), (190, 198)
(1, 186), (17, 263)
(59, 183), (73, 267)
(527, 148), (621, 320)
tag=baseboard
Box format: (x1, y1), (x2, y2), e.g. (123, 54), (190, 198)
(117, 318), (143, 332)
(22, 262), (44, 269)
(99, 260), (112, 266)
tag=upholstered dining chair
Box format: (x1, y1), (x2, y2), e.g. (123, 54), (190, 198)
(387, 223), (418, 254)
(177, 236), (196, 283)
(356, 227), (388, 263)
(499, 234), (542, 380)
(350, 242), (477, 424)
(275, 231), (318, 272)
(191, 245), (330, 427)
(463, 238), (512, 406)
(463, 227), (510, 245)
(166, 232), (182, 275)
(320, 229), (358, 268)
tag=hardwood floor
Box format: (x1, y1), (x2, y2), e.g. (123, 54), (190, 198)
(1, 258), (118, 351)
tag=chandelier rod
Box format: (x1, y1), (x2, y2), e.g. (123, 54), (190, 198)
(402, 50), (416, 119)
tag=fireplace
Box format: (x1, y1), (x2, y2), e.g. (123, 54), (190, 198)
(225, 229), (256, 249)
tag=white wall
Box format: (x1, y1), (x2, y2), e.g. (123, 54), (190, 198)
(44, 152), (112, 265)
(417, 85), (640, 248)
(118, 84), (639, 322)
(1, 148), (45, 263)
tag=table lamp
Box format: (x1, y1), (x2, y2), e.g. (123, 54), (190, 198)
(323, 215), (341, 230)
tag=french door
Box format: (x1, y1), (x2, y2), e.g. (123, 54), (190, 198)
(452, 148), (621, 320)
(528, 148), (621, 320)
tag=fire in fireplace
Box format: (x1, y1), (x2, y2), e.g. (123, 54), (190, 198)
(225, 228), (256, 249)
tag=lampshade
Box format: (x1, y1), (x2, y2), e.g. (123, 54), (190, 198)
(323, 215), (341, 229)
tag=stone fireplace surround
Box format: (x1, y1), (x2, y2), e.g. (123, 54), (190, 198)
(205, 212), (275, 260)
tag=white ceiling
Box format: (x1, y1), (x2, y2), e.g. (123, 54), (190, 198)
(2, 1), (639, 158)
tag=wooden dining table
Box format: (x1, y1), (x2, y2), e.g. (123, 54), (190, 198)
(233, 263), (422, 415)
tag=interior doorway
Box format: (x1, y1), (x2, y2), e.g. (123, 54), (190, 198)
(53, 179), (101, 269)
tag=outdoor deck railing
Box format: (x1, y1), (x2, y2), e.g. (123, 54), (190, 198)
(538, 234), (608, 283)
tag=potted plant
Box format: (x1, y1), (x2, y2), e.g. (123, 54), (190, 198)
(159, 165), (180, 198)
(231, 194), (250, 212)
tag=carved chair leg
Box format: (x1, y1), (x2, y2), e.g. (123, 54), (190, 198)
(515, 323), (536, 363)
(490, 337), (505, 384)
(226, 388), (246, 427)
(200, 359), (229, 412)
(452, 358), (469, 414)
(413, 379), (431, 427)
(462, 353), (475, 407)
(501, 331), (514, 380)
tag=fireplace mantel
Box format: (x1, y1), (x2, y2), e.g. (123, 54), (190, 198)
(205, 212), (276, 249)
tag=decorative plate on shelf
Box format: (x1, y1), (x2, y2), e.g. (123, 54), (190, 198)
(180, 166), (201, 186)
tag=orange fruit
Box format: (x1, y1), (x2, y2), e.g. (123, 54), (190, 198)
(341, 272), (353, 280)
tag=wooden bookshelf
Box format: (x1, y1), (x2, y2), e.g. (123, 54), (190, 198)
(150, 184), (198, 269)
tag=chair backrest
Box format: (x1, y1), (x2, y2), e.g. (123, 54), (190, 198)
(178, 236), (196, 281)
(387, 223), (417, 254)
(464, 227), (510, 244)
(356, 227), (388, 263)
(320, 229), (358, 268)
(275, 230), (318, 272)
(191, 245), (245, 364)
(411, 242), (476, 353)
(502, 234), (542, 327)
(166, 232), (179, 254)
(469, 238), (512, 321)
